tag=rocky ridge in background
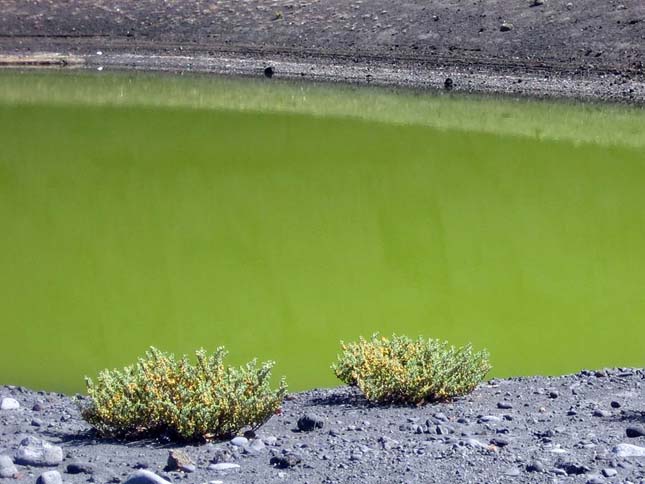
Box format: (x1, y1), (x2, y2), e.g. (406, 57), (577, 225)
(0, 369), (644, 483)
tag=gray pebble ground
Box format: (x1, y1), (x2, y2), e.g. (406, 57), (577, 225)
(1, 369), (644, 484)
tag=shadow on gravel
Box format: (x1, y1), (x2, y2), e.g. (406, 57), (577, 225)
(41, 428), (178, 449)
(305, 388), (422, 410)
(615, 410), (645, 423)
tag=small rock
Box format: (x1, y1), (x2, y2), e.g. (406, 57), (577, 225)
(32, 403), (43, 411)
(297, 414), (324, 432)
(526, 461), (545, 473)
(211, 448), (234, 464)
(549, 446), (569, 454)
(610, 401), (621, 408)
(464, 438), (488, 449)
(378, 436), (399, 450)
(548, 391), (559, 399)
(270, 453), (302, 469)
(602, 468), (618, 477)
(264, 66), (274, 78)
(249, 439), (266, 452)
(490, 438), (510, 447)
(264, 436), (278, 446)
(497, 401), (513, 409)
(594, 409), (611, 417)
(0, 455), (18, 478)
(613, 443), (645, 457)
(31, 418), (44, 427)
(66, 462), (95, 474)
(15, 436), (63, 466)
(230, 436), (249, 447)
(123, 470), (172, 484)
(500, 22), (513, 32)
(556, 460), (590, 475)
(444, 78), (453, 91)
(165, 449), (195, 473)
(530, 0), (545, 6)
(626, 426), (645, 438)
(586, 475), (604, 484)
(36, 470), (63, 484)
(504, 467), (521, 476)
(0, 397), (20, 410)
(209, 463), (240, 472)
(479, 415), (502, 423)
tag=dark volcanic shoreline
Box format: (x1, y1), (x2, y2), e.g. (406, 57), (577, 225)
(0, 0), (644, 103)
(1, 368), (644, 484)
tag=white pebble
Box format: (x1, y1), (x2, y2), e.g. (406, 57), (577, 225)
(0, 398), (19, 410)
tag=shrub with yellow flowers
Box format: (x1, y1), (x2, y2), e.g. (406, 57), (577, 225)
(82, 347), (287, 442)
(332, 334), (491, 404)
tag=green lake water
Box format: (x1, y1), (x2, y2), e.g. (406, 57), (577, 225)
(0, 72), (644, 393)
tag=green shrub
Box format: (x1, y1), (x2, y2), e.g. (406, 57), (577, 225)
(82, 347), (287, 442)
(332, 334), (491, 404)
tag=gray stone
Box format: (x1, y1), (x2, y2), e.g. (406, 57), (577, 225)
(209, 463), (240, 471)
(602, 468), (618, 477)
(497, 401), (513, 409)
(270, 453), (302, 469)
(15, 437), (63, 466)
(230, 436), (248, 447)
(500, 22), (513, 32)
(490, 437), (510, 447)
(593, 409), (611, 417)
(626, 426), (645, 438)
(211, 448), (234, 464)
(0, 455), (18, 478)
(504, 467), (521, 476)
(378, 436), (399, 450)
(0, 397), (20, 410)
(586, 475), (604, 484)
(556, 460), (590, 475)
(36, 470), (63, 484)
(464, 438), (488, 449)
(479, 415), (502, 423)
(66, 462), (95, 474)
(123, 470), (172, 484)
(264, 436), (278, 446)
(526, 461), (545, 473)
(249, 439), (266, 452)
(297, 413), (324, 432)
(612, 443), (645, 457)
(164, 449), (195, 473)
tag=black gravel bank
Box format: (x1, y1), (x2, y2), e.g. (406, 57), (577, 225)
(0, 0), (644, 103)
(1, 369), (644, 484)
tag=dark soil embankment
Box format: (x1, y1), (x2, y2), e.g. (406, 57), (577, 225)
(0, 0), (644, 102)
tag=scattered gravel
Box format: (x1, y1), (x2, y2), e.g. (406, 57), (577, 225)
(0, 368), (644, 483)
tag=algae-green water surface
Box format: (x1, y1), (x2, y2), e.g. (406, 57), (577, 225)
(1, 71), (644, 393)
